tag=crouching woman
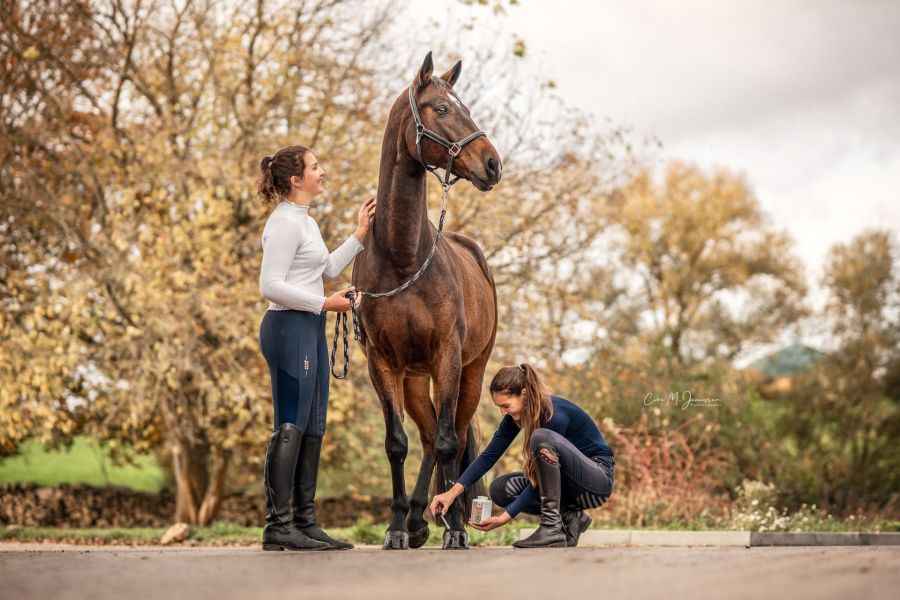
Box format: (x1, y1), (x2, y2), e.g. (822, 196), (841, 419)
(430, 364), (615, 548)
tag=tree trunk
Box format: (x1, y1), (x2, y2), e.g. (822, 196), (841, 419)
(172, 439), (222, 525)
(197, 451), (231, 526)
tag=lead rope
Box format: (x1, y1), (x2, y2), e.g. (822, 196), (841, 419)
(330, 291), (360, 379)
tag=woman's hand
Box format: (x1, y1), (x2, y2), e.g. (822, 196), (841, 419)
(322, 287), (359, 312)
(430, 483), (464, 516)
(354, 196), (376, 243)
(468, 512), (512, 532)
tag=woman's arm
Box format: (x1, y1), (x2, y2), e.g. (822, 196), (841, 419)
(430, 417), (519, 517)
(260, 218), (327, 313)
(503, 483), (538, 519)
(455, 416), (519, 488)
(322, 235), (364, 280)
(322, 197), (375, 280)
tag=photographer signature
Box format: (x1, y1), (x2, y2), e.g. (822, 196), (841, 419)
(643, 390), (722, 410)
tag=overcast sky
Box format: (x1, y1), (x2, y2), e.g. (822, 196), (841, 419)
(401, 0), (900, 279)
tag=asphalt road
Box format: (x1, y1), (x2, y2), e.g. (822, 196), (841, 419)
(2, 543), (898, 600)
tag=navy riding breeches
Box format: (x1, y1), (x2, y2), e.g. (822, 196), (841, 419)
(489, 428), (615, 513)
(258, 310), (330, 437)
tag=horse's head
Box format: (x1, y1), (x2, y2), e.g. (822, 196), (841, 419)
(401, 51), (502, 192)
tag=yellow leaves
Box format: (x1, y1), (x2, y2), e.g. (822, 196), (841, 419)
(169, 270), (193, 290)
(512, 38), (526, 58)
(165, 370), (180, 390)
(22, 45), (40, 61)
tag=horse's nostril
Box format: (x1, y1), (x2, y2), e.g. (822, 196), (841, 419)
(486, 157), (499, 178)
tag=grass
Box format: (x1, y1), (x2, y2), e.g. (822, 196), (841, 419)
(0, 520), (529, 547)
(3, 519), (895, 547)
(0, 437), (166, 493)
(595, 520), (900, 532)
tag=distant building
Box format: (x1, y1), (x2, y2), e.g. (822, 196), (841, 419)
(743, 343), (826, 398)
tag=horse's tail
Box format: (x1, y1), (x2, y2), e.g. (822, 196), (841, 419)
(430, 422), (485, 521)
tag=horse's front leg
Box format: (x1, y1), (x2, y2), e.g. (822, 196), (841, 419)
(403, 375), (437, 549)
(368, 355), (410, 550)
(430, 345), (468, 550)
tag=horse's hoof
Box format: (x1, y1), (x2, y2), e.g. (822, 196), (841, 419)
(382, 530), (410, 550)
(442, 530), (469, 550)
(408, 525), (430, 549)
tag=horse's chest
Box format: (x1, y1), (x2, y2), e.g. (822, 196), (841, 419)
(361, 302), (458, 362)
(362, 307), (433, 345)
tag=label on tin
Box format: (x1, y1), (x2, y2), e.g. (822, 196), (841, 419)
(471, 496), (493, 524)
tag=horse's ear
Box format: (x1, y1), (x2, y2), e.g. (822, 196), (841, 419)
(414, 51), (434, 89)
(439, 60), (462, 87)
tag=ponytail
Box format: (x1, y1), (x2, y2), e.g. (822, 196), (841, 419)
(489, 363), (552, 485)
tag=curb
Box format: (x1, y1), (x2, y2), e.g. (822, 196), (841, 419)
(750, 532), (900, 546)
(517, 529), (900, 547)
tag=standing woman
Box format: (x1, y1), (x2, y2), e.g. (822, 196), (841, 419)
(430, 364), (615, 548)
(257, 145), (375, 551)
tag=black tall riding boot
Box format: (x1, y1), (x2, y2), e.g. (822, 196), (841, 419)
(262, 423), (331, 551)
(512, 447), (568, 548)
(292, 436), (354, 550)
(562, 509), (592, 547)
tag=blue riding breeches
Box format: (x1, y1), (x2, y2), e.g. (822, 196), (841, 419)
(258, 309), (330, 436)
(490, 428), (615, 513)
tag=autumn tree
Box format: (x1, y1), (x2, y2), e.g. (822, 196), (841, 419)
(1, 0), (393, 523)
(611, 162), (807, 371)
(1, 0), (112, 455)
(778, 230), (900, 510)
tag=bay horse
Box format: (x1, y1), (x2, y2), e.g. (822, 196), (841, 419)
(351, 52), (502, 550)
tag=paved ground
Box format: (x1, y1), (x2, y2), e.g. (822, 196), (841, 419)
(2, 543), (898, 600)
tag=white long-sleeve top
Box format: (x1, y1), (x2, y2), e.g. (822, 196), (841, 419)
(259, 200), (364, 314)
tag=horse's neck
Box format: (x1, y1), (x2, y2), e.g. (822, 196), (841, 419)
(372, 142), (432, 270)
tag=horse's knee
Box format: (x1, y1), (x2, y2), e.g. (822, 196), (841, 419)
(434, 434), (459, 463)
(385, 429), (408, 463)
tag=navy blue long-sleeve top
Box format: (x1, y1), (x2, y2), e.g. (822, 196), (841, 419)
(457, 395), (614, 518)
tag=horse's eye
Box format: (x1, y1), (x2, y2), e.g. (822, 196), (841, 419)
(436, 105), (449, 115)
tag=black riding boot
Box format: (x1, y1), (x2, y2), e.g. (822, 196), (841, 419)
(262, 423), (331, 551)
(512, 447), (568, 548)
(562, 509), (592, 547)
(292, 436), (354, 550)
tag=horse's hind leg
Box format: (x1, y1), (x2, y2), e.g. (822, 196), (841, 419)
(403, 374), (437, 549)
(368, 355), (410, 550)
